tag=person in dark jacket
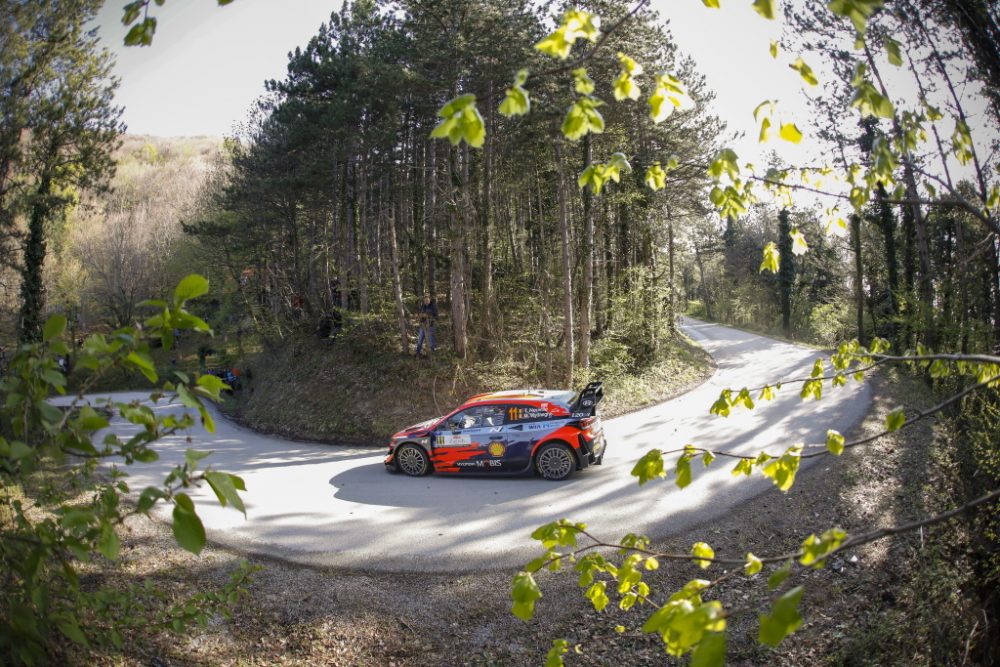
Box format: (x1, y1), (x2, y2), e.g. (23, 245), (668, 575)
(415, 295), (437, 356)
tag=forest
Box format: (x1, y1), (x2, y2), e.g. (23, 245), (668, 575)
(1, 0), (999, 664)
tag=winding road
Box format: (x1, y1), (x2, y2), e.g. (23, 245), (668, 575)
(75, 318), (872, 572)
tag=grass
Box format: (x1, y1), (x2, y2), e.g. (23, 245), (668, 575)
(225, 323), (713, 444)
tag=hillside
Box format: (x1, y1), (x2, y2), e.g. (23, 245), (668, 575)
(226, 321), (713, 444)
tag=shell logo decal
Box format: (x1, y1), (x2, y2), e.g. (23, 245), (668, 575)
(488, 442), (506, 457)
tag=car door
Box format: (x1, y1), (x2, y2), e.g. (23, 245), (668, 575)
(499, 403), (555, 473)
(431, 405), (506, 473)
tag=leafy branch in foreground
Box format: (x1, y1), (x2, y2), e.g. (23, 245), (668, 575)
(515, 344), (1000, 665)
(0, 275), (255, 665)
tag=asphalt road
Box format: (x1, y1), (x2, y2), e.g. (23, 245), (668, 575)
(68, 318), (872, 572)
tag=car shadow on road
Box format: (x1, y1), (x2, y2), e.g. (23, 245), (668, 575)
(327, 463), (585, 509)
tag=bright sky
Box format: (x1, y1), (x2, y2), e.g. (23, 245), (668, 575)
(93, 0), (990, 183)
(93, 0), (807, 162)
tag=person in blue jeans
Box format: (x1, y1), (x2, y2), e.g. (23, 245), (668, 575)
(415, 295), (438, 356)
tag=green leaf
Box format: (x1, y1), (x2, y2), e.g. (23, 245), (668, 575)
(545, 639), (570, 667)
(43, 315), (67, 342)
(828, 0), (883, 36)
(709, 389), (732, 417)
(172, 493), (206, 555)
(800, 379), (822, 400)
(759, 586), (804, 646)
(675, 454), (693, 489)
(767, 559), (792, 590)
(77, 406), (109, 431)
(691, 541), (714, 569)
(57, 619), (88, 646)
(562, 96), (605, 141)
(585, 580), (609, 611)
(702, 0), (720, 6)
(512, 571), (542, 620)
(645, 163), (667, 191)
(691, 632), (726, 667)
(779, 122), (803, 144)
(205, 471), (247, 516)
(98, 522), (120, 561)
(631, 449), (666, 485)
(752, 0), (776, 19)
(196, 373), (228, 399)
(126, 351), (158, 383)
(759, 116), (772, 142)
(137, 486), (167, 513)
(531, 520), (582, 550)
(432, 95), (486, 148)
(174, 274), (209, 304)
(826, 430), (845, 455)
(789, 57), (819, 86)
(760, 242), (780, 273)
(184, 448), (213, 470)
(499, 85), (530, 117)
(732, 458), (753, 477)
(884, 37), (903, 66)
(649, 73), (690, 123)
(799, 527), (847, 567)
(573, 68), (595, 95)
(769, 40), (779, 58)
(761, 447), (802, 492)
(886, 408), (905, 432)
(707, 148), (740, 180)
(745, 553), (763, 575)
(124, 17), (157, 46)
(758, 385), (776, 401)
(535, 9), (601, 59)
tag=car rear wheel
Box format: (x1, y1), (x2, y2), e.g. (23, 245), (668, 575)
(396, 444), (430, 476)
(535, 442), (575, 481)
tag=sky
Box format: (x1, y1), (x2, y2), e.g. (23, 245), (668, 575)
(93, 0), (811, 163)
(92, 0), (991, 182)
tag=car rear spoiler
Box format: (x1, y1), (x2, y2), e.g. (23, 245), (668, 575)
(570, 382), (604, 416)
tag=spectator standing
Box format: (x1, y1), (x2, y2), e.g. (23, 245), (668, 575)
(415, 295), (438, 357)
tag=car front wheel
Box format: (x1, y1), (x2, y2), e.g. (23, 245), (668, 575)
(395, 443), (431, 476)
(535, 442), (576, 481)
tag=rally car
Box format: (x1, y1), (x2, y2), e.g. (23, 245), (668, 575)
(384, 382), (606, 481)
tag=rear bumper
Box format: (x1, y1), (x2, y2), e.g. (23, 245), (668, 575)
(577, 432), (607, 467)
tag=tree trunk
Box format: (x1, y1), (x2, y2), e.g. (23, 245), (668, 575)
(777, 208), (794, 335)
(578, 135), (593, 370)
(389, 201), (408, 354)
(667, 211), (676, 334)
(426, 139), (437, 299)
(448, 145), (468, 359)
(555, 142), (574, 385)
(851, 213), (866, 344)
(18, 172), (52, 343)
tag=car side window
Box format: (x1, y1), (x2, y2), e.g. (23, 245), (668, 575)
(446, 405), (506, 430)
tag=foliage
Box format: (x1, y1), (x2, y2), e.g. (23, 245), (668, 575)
(0, 276), (254, 664)
(0, 0), (125, 344)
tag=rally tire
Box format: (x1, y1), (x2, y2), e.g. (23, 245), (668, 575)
(535, 442), (576, 481)
(396, 444), (431, 476)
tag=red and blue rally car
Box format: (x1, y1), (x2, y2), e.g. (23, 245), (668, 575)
(384, 382), (606, 481)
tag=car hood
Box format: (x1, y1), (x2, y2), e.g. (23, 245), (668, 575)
(392, 416), (441, 438)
